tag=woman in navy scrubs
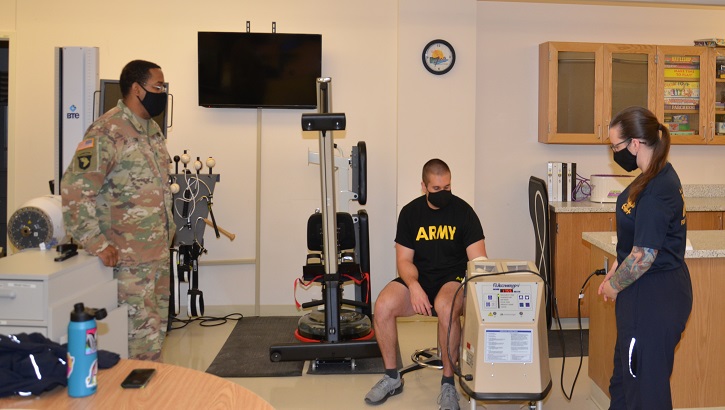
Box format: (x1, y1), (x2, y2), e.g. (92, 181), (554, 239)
(598, 106), (692, 410)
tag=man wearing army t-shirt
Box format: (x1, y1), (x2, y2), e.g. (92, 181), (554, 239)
(365, 159), (487, 410)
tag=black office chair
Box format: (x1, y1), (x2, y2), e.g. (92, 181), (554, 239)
(528, 176), (553, 329)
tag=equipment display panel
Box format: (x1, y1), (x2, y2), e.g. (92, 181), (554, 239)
(476, 281), (538, 323)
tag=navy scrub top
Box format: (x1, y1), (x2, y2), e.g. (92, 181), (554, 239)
(615, 162), (687, 273)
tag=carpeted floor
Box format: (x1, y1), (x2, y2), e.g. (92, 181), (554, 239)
(205, 316), (588, 378)
(205, 316), (394, 378)
(206, 316), (305, 377)
(548, 328), (589, 358)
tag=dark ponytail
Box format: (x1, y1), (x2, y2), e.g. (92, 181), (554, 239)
(609, 106), (670, 203)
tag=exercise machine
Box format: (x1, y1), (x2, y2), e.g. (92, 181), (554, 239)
(7, 195), (65, 252)
(459, 259), (551, 410)
(169, 152), (228, 319)
(270, 78), (380, 368)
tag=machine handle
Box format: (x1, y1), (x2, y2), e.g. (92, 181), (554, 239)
(0, 290), (17, 299)
(207, 204), (221, 239)
(202, 218), (235, 241)
(356, 141), (367, 205)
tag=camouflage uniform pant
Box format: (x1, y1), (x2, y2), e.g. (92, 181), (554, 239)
(114, 259), (170, 361)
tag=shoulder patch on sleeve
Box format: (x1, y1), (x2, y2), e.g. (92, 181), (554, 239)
(76, 137), (95, 152)
(70, 136), (100, 173)
(76, 153), (93, 170)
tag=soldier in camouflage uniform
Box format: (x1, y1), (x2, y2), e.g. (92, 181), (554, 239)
(61, 60), (174, 361)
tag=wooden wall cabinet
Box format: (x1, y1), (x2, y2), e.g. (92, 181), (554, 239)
(708, 48), (725, 144)
(659, 46), (725, 144)
(539, 42), (603, 144)
(656, 46), (710, 144)
(703, 48), (725, 144)
(539, 42), (656, 144)
(541, 41), (725, 145)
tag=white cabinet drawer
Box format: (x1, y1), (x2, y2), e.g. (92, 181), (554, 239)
(0, 280), (46, 321)
(0, 325), (47, 337)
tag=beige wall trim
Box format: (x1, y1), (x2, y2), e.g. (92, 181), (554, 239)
(477, 0), (725, 10)
(198, 258), (256, 266)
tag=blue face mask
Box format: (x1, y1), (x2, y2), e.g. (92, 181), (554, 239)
(427, 189), (452, 209)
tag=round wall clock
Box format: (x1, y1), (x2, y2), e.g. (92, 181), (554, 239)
(422, 39), (456, 75)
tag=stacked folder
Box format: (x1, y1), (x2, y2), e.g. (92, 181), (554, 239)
(547, 161), (576, 202)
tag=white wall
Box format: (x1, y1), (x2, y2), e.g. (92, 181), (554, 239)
(2, 0), (480, 314)
(397, 0), (478, 209)
(3, 0), (725, 314)
(476, 1), (725, 262)
(2, 0), (402, 314)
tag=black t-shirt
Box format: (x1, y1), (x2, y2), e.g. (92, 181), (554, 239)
(395, 194), (485, 287)
(615, 162), (687, 272)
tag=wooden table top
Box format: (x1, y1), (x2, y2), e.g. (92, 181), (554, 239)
(0, 359), (274, 409)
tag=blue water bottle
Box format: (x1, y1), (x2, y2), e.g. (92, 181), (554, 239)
(67, 302), (107, 397)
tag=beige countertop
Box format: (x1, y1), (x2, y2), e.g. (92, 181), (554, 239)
(583, 230), (725, 258)
(551, 197), (725, 213)
(551, 184), (725, 213)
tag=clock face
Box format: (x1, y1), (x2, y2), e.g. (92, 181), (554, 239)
(423, 39), (455, 75)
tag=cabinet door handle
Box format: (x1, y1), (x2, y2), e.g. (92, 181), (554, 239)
(0, 290), (18, 299)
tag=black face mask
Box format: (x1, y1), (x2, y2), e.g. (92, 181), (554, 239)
(427, 190), (453, 209)
(613, 147), (638, 172)
(138, 87), (167, 118)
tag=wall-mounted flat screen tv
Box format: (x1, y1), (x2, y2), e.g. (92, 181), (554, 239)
(198, 32), (322, 109)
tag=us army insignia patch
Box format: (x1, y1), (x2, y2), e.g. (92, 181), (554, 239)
(76, 138), (95, 151)
(78, 154), (92, 170)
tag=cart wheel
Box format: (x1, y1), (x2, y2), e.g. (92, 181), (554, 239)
(270, 351), (282, 362)
(350, 359), (356, 369)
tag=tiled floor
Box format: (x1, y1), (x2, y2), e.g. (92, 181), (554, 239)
(162, 308), (602, 410)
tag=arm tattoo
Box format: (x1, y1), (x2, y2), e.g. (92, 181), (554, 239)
(609, 246), (658, 292)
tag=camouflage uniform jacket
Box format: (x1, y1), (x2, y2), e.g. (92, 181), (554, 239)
(61, 100), (174, 266)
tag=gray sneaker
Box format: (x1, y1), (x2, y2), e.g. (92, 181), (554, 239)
(437, 383), (460, 410)
(364, 374), (404, 405)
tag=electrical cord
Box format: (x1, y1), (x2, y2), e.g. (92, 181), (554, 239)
(446, 269), (549, 382)
(572, 173), (592, 202)
(174, 173), (214, 225)
(170, 312), (243, 330)
(554, 268), (606, 401)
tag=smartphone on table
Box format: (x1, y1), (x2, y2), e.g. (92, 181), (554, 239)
(121, 368), (156, 389)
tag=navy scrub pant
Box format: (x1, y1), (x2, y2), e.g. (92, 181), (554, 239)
(608, 265), (692, 410)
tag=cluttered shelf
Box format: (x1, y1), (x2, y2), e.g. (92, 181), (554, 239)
(663, 109), (699, 114)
